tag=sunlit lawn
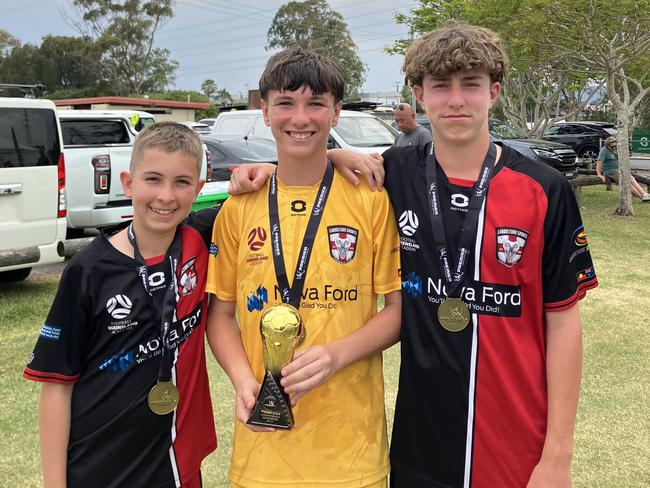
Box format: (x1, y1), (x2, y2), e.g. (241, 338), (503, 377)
(1, 186), (648, 487)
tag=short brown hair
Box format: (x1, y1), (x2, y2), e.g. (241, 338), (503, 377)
(403, 23), (509, 86)
(130, 122), (203, 174)
(259, 49), (345, 102)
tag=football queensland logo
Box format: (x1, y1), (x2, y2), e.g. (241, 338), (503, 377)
(496, 227), (529, 267)
(328, 226), (358, 264)
(106, 294), (133, 319)
(573, 226), (588, 247)
(178, 257), (198, 296)
(398, 210), (419, 237)
(247, 227), (267, 251)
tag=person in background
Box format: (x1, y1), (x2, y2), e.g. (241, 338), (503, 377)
(596, 135), (650, 201)
(393, 102), (432, 147)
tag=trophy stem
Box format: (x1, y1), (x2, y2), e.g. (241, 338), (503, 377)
(247, 371), (294, 429)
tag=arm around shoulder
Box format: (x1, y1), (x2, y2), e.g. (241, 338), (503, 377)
(39, 382), (73, 488)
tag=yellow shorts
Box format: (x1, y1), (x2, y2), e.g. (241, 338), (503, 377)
(231, 478), (388, 488)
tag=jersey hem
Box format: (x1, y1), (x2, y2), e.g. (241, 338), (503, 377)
(390, 461), (452, 488)
(374, 282), (402, 295)
(228, 464), (389, 488)
(23, 367), (79, 384)
(205, 285), (235, 301)
(544, 277), (598, 312)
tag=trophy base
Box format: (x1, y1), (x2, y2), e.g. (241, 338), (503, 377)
(247, 370), (294, 430)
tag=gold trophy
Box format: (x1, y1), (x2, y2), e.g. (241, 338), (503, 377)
(247, 303), (305, 429)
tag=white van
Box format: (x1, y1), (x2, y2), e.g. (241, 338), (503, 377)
(0, 98), (67, 281)
(211, 109), (397, 154)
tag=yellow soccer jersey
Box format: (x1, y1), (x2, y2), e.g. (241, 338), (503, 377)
(206, 169), (401, 488)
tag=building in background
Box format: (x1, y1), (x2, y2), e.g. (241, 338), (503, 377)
(54, 97), (210, 122)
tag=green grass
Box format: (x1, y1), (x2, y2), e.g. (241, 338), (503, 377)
(1, 186), (648, 487)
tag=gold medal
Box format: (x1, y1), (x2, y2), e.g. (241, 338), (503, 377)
(437, 297), (471, 332)
(148, 381), (179, 415)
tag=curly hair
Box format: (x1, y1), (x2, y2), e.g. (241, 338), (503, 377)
(403, 23), (509, 86)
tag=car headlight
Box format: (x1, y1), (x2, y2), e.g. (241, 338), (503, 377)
(532, 148), (560, 159)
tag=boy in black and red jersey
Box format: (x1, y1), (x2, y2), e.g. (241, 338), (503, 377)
(24, 122), (217, 488)
(381, 25), (597, 488)
(231, 23), (599, 488)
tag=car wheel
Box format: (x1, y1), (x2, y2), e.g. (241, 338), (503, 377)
(0, 267), (32, 282)
(579, 147), (599, 163)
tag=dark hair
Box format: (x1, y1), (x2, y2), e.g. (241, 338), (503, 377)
(259, 49), (345, 102)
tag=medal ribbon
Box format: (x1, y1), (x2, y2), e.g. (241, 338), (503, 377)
(128, 223), (181, 383)
(269, 161), (334, 309)
(425, 143), (497, 299)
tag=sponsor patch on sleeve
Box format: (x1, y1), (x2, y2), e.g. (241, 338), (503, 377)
(576, 266), (596, 283)
(209, 242), (218, 256)
(39, 324), (62, 341)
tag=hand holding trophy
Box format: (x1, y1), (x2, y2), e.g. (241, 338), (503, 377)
(247, 303), (305, 429)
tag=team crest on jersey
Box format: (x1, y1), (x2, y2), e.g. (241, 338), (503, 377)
(178, 257), (198, 296)
(496, 227), (529, 267)
(328, 226), (358, 264)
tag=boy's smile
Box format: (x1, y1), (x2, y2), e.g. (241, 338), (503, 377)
(121, 147), (204, 243)
(261, 87), (341, 164)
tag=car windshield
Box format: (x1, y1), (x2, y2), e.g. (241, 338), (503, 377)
(221, 139), (277, 160)
(489, 121), (526, 139)
(604, 127), (617, 135)
(335, 116), (396, 147)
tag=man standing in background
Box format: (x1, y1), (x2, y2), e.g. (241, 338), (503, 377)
(393, 103), (432, 147)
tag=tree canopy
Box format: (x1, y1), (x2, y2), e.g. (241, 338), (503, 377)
(267, 0), (366, 100)
(71, 0), (177, 95)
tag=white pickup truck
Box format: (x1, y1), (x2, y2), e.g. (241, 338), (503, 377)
(58, 110), (208, 235)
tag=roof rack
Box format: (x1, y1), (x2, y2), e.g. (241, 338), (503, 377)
(0, 84), (47, 98)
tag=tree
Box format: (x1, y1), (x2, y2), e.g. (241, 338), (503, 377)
(537, 0), (650, 216)
(389, 0), (603, 137)
(71, 0), (178, 95)
(201, 79), (217, 100)
(0, 35), (107, 96)
(0, 30), (19, 58)
(267, 0), (366, 100)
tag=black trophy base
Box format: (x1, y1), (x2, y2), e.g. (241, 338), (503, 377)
(247, 370), (294, 430)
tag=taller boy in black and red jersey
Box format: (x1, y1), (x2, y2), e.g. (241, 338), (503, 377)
(380, 25), (598, 488)
(24, 122), (216, 488)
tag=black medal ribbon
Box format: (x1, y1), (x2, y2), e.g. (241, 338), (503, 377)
(268, 161), (334, 309)
(426, 143), (497, 299)
(128, 223), (181, 383)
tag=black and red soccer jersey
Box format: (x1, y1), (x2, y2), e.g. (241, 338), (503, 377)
(24, 225), (216, 488)
(384, 143), (598, 488)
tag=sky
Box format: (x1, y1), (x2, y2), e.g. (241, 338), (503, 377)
(1, 0), (416, 97)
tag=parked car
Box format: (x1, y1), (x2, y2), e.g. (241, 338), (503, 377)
(542, 121), (616, 163)
(202, 135), (278, 181)
(58, 110), (209, 234)
(211, 109), (397, 154)
(0, 97), (67, 281)
(198, 118), (217, 127)
(415, 117), (578, 179)
(180, 121), (212, 135)
(489, 120), (578, 178)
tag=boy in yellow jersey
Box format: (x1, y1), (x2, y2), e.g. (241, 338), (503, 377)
(205, 49), (402, 488)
